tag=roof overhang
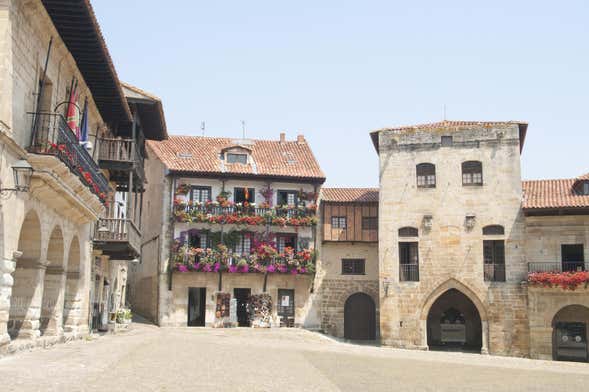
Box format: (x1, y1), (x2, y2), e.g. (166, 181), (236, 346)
(42, 0), (132, 124)
(168, 170), (326, 185)
(121, 83), (168, 140)
(523, 207), (589, 217)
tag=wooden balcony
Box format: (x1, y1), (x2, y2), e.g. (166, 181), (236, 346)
(97, 138), (144, 191)
(93, 218), (141, 260)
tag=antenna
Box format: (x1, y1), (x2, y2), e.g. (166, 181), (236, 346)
(241, 120), (246, 139)
(201, 121), (205, 136)
(443, 104), (447, 121)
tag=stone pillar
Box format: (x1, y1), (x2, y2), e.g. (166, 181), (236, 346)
(0, 257), (16, 347)
(63, 271), (84, 333)
(8, 258), (46, 339)
(40, 266), (66, 336)
(481, 320), (489, 354)
(420, 319), (429, 350)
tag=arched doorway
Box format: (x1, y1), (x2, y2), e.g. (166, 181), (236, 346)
(63, 236), (81, 332)
(40, 226), (65, 335)
(8, 210), (42, 339)
(344, 293), (376, 340)
(552, 305), (589, 362)
(427, 288), (482, 352)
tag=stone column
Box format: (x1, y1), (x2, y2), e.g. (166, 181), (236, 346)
(63, 271), (83, 333)
(420, 319), (429, 350)
(8, 258), (46, 339)
(40, 266), (66, 336)
(0, 257), (16, 347)
(481, 320), (489, 354)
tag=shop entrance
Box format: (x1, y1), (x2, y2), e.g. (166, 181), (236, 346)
(277, 289), (295, 327)
(234, 288), (251, 327)
(187, 287), (206, 327)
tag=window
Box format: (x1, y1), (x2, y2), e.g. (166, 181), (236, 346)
(416, 163), (436, 188)
(483, 240), (505, 282)
(191, 186), (211, 203)
(277, 190), (298, 206)
(576, 181), (589, 195)
(561, 244), (585, 272)
(188, 232), (208, 249)
(226, 153), (248, 164)
(234, 187), (255, 203)
(399, 242), (419, 281)
(234, 234), (251, 255)
(462, 161), (483, 186)
(362, 216), (378, 230)
(482, 225), (504, 235)
(441, 135), (453, 146)
(277, 234), (297, 253)
(331, 216), (347, 229)
(399, 227), (419, 237)
(341, 259), (365, 275)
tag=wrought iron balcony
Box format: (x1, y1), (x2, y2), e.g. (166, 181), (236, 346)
(399, 263), (419, 282)
(528, 262), (588, 273)
(97, 138), (144, 190)
(484, 263), (506, 282)
(93, 218), (141, 260)
(28, 112), (110, 203)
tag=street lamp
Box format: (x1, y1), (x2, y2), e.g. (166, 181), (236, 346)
(0, 160), (33, 196)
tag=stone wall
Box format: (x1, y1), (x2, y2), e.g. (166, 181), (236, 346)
(377, 124), (528, 355)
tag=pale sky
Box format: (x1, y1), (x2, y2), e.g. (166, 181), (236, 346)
(93, 0), (589, 186)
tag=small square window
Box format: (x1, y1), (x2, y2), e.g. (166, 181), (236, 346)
(331, 216), (347, 229)
(441, 136), (453, 146)
(342, 259), (365, 275)
(362, 216), (378, 230)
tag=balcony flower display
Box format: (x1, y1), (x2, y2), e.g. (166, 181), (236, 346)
(173, 199), (317, 227)
(172, 242), (315, 275)
(528, 271), (589, 290)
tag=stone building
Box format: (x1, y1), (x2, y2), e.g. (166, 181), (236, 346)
(0, 0), (166, 354)
(370, 120), (589, 362)
(129, 133), (325, 328)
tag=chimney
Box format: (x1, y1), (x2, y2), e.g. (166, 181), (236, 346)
(297, 134), (305, 144)
(280, 132), (286, 143)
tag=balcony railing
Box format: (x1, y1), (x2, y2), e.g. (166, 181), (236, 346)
(484, 263), (506, 282)
(528, 262), (589, 273)
(94, 218), (141, 256)
(98, 137), (144, 178)
(173, 203), (318, 227)
(28, 112), (110, 202)
(399, 263), (419, 282)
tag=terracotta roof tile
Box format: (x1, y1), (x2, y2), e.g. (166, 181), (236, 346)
(147, 135), (325, 182)
(321, 188), (379, 203)
(522, 178), (589, 210)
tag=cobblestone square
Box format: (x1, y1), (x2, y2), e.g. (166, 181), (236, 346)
(1, 323), (588, 392)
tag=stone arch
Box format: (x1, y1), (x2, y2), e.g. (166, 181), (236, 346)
(63, 235), (82, 332)
(8, 209), (43, 339)
(39, 225), (66, 336)
(344, 292), (376, 340)
(551, 304), (589, 362)
(420, 279), (488, 353)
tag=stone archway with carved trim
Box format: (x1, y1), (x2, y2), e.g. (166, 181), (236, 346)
(420, 279), (488, 353)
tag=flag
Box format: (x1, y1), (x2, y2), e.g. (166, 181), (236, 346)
(66, 81), (80, 139)
(244, 187), (249, 201)
(79, 98), (88, 142)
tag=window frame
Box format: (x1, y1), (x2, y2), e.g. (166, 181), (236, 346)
(398, 227), (419, 237)
(341, 258), (366, 275)
(277, 233), (298, 253)
(416, 163), (436, 188)
(462, 161), (483, 186)
(226, 153), (248, 164)
(331, 216), (347, 229)
(234, 233), (252, 256)
(483, 239), (506, 282)
(482, 225), (505, 236)
(190, 186), (212, 204)
(277, 190), (298, 206)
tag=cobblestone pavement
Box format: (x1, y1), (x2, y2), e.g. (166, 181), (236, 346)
(1, 322), (589, 392)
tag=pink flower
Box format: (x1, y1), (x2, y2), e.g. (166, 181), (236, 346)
(202, 264), (212, 272)
(267, 265), (276, 273)
(228, 265), (238, 273)
(290, 269), (298, 275)
(240, 265), (249, 273)
(177, 264), (188, 272)
(214, 262), (221, 272)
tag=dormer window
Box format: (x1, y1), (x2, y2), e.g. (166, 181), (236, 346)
(583, 182), (589, 195)
(227, 153), (247, 164)
(574, 180), (589, 195)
